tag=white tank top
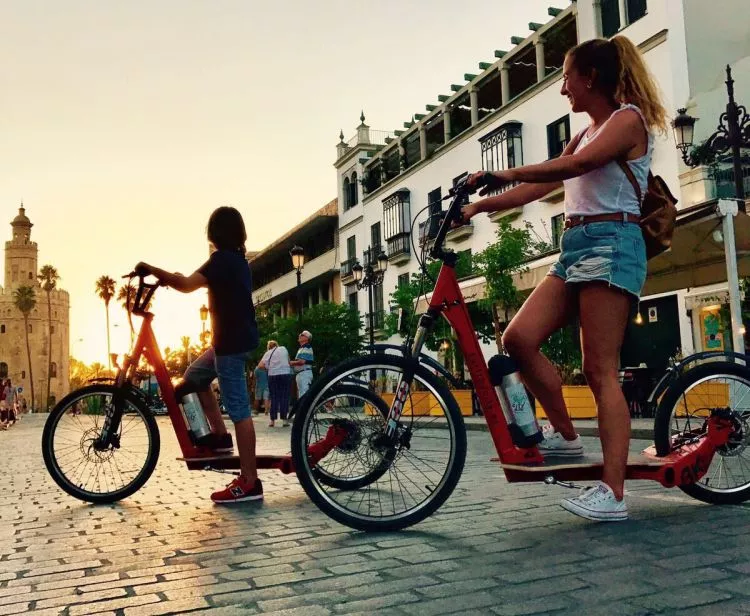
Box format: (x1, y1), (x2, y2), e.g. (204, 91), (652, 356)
(563, 104), (654, 217)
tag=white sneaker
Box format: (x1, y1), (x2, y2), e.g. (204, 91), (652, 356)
(538, 425), (584, 457)
(561, 482), (628, 522)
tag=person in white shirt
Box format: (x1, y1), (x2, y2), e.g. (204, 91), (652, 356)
(258, 340), (292, 427)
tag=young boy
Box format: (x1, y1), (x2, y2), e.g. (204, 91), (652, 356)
(135, 206), (261, 503)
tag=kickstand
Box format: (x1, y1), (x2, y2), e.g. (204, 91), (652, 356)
(544, 476), (585, 490)
(203, 466), (240, 476)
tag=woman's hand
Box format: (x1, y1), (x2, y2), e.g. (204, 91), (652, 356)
(466, 170), (514, 196)
(454, 202), (480, 227)
(134, 262), (153, 277)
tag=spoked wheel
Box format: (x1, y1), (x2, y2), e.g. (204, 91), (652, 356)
(654, 361), (750, 505)
(42, 385), (161, 503)
(292, 354), (466, 532)
(309, 384), (394, 491)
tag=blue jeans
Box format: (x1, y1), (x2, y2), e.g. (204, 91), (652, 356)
(549, 221), (647, 299)
(184, 347), (251, 423)
(268, 374), (292, 421)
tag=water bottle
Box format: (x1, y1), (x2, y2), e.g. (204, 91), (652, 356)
(174, 382), (212, 443)
(488, 355), (543, 448)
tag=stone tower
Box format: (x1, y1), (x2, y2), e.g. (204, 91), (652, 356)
(5, 205), (38, 289)
(0, 206), (70, 409)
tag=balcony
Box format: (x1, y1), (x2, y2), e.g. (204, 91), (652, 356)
(387, 233), (411, 266)
(340, 257), (357, 282)
(679, 162), (750, 209)
(363, 244), (383, 268)
(446, 221), (474, 243)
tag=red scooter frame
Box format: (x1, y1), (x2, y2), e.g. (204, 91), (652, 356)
(400, 177), (734, 489)
(115, 277), (346, 474)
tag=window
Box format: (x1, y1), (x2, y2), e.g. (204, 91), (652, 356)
(50, 362), (57, 378)
(383, 189), (411, 258)
(601, 0), (646, 37)
(398, 273), (410, 289)
(21, 370), (26, 379)
(343, 177), (351, 209)
(350, 172), (358, 206)
(28, 324), (32, 333)
(373, 285), (385, 329)
(28, 272), (33, 280)
(547, 115), (571, 159)
(551, 214), (565, 250)
(346, 236), (356, 261)
(346, 284), (358, 312)
(50, 325), (55, 334)
(479, 122), (523, 195)
(370, 222), (382, 254)
(422, 187), (443, 241)
(12, 265), (18, 282)
(0, 325), (4, 334)
(0, 363), (7, 378)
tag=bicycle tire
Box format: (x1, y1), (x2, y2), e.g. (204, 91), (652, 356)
(310, 384), (393, 491)
(42, 384), (161, 504)
(653, 361), (750, 505)
(292, 354), (466, 532)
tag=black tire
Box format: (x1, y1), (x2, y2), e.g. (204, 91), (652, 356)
(42, 385), (161, 504)
(654, 361), (750, 505)
(310, 384), (393, 491)
(292, 354), (467, 532)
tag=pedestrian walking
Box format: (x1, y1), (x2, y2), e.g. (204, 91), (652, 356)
(290, 330), (314, 400)
(461, 35), (667, 521)
(258, 340), (292, 427)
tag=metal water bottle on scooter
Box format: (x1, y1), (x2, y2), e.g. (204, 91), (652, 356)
(489, 355), (543, 448)
(174, 381), (212, 444)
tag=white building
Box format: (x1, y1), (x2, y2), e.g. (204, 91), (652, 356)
(334, 0), (750, 377)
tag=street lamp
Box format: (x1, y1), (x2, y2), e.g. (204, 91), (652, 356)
(672, 64), (750, 353)
(290, 245), (305, 322)
(354, 247), (389, 351)
(672, 65), (749, 202)
(199, 304), (208, 346)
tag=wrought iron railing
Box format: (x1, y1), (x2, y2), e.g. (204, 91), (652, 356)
(340, 257), (357, 278)
(387, 233), (410, 258)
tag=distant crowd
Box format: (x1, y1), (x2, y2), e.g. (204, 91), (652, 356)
(0, 378), (27, 430)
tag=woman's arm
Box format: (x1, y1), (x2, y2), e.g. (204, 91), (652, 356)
(492, 110), (642, 184)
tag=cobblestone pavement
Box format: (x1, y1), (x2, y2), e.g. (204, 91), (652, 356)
(1, 414), (749, 616)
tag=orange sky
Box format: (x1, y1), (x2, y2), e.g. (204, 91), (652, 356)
(2, 0), (553, 364)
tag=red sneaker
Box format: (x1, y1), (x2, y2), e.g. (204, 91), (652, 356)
(211, 476), (263, 504)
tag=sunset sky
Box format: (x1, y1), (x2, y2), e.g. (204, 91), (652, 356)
(3, 0), (554, 364)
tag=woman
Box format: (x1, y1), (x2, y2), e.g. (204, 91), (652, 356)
(462, 36), (667, 521)
(258, 340), (292, 427)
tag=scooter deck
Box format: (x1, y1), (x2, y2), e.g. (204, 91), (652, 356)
(501, 451), (664, 483)
(177, 453), (294, 473)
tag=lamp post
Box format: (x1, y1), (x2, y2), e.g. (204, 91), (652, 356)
(199, 304), (208, 347)
(672, 65), (750, 353)
(290, 245), (305, 322)
(353, 247), (389, 351)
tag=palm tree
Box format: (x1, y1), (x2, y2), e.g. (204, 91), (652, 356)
(95, 275), (116, 369)
(181, 336), (191, 366)
(38, 264), (59, 411)
(13, 286), (36, 411)
(117, 284), (136, 347)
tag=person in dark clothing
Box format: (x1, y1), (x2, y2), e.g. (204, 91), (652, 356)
(135, 206), (262, 504)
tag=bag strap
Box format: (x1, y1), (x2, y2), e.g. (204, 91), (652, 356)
(616, 160), (643, 205)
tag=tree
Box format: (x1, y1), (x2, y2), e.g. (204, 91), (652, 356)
(13, 285), (36, 411)
(95, 275), (116, 368)
(181, 336), (192, 366)
(117, 282), (153, 347)
(383, 251), (493, 378)
(38, 264), (60, 411)
(252, 302), (363, 375)
(473, 219), (547, 351)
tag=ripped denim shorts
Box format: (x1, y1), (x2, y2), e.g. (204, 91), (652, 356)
(548, 220), (647, 299)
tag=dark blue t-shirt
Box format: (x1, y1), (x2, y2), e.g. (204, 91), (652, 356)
(198, 249), (259, 356)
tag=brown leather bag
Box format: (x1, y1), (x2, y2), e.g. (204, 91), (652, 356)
(617, 161), (678, 260)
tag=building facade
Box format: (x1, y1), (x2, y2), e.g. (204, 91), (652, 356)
(334, 0), (750, 376)
(0, 207), (70, 408)
(249, 200), (341, 316)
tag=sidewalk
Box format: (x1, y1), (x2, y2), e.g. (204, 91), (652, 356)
(459, 416), (654, 440)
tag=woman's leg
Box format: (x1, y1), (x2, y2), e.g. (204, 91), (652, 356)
(502, 275), (578, 439)
(279, 375), (292, 421)
(578, 283), (631, 500)
(268, 376), (278, 422)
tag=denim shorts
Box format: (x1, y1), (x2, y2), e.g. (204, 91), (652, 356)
(184, 347), (251, 423)
(548, 221), (647, 299)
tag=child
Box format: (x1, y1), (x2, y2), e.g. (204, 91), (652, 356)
(135, 206), (261, 503)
